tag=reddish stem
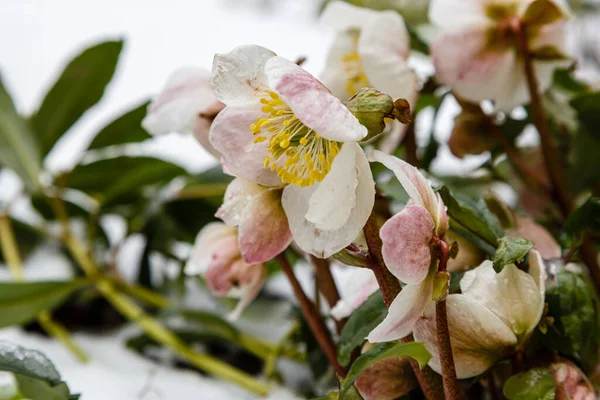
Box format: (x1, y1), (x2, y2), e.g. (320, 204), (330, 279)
(310, 255), (346, 334)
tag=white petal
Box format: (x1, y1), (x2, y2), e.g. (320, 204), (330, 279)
(528, 250), (547, 327)
(185, 222), (237, 275)
(367, 277), (433, 342)
(320, 1), (379, 32)
(320, 32), (359, 100)
(216, 178), (266, 226)
(282, 144), (375, 258)
(265, 57), (367, 142)
(331, 268), (379, 320)
(413, 295), (518, 379)
(428, 0), (491, 29)
(211, 45), (275, 107)
(143, 67), (221, 136)
(305, 143), (358, 230)
(461, 261), (545, 338)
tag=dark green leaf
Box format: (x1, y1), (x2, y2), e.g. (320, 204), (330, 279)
(340, 341), (430, 395)
(438, 186), (503, 248)
(0, 342), (61, 384)
(0, 78), (41, 192)
(30, 195), (89, 221)
(180, 310), (240, 340)
(563, 197), (600, 242)
(503, 368), (555, 400)
(0, 218), (44, 264)
(570, 91), (600, 138)
(567, 129), (600, 193)
(553, 68), (589, 95)
(15, 375), (71, 400)
(65, 156), (186, 207)
(87, 101), (151, 150)
(312, 386), (364, 400)
(31, 40), (124, 155)
(163, 198), (220, 242)
(337, 291), (386, 366)
(0, 280), (89, 328)
(493, 236), (534, 271)
(529, 45), (569, 61)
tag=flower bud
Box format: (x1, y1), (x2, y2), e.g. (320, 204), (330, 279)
(355, 356), (417, 400)
(344, 88), (395, 141)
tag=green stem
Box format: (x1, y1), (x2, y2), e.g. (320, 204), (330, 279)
(37, 311), (88, 363)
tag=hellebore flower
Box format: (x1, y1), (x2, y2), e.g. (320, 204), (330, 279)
(367, 150), (449, 342)
(216, 178), (292, 264)
(320, 1), (418, 151)
(413, 250), (547, 378)
(430, 0), (571, 111)
(355, 355), (417, 400)
(185, 222), (267, 320)
(331, 267), (379, 320)
(209, 45), (375, 258)
(142, 67), (225, 157)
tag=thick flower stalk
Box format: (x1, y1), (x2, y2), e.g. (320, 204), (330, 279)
(208, 45), (375, 258)
(367, 150), (449, 343)
(185, 222), (267, 320)
(430, 0), (571, 110)
(413, 250), (547, 378)
(142, 67), (225, 156)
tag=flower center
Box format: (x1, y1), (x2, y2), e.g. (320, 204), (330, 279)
(342, 51), (370, 98)
(250, 91), (341, 187)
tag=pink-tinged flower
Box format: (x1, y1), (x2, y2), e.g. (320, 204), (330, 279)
(209, 45), (375, 258)
(185, 222), (266, 320)
(510, 215), (561, 259)
(367, 150), (449, 342)
(331, 267), (379, 320)
(430, 0), (572, 111)
(142, 67), (225, 157)
(320, 1), (418, 152)
(355, 356), (417, 400)
(551, 361), (596, 400)
(216, 178), (292, 264)
(413, 250), (547, 378)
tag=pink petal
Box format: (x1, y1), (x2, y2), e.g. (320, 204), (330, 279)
(265, 57), (367, 142)
(367, 278), (433, 342)
(210, 45), (276, 107)
(192, 101), (226, 158)
(209, 107), (282, 187)
(238, 189), (292, 264)
(226, 260), (267, 320)
(216, 178), (266, 227)
(381, 205), (435, 284)
(185, 222), (237, 276)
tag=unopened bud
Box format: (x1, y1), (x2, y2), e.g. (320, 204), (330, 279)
(344, 87), (394, 141)
(392, 98), (412, 124)
(432, 271), (450, 302)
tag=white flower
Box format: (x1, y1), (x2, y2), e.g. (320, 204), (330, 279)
(413, 250), (547, 378)
(142, 67), (225, 157)
(209, 45), (375, 258)
(430, 0), (572, 111)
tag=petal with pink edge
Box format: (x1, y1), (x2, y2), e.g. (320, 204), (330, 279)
(226, 261), (267, 321)
(211, 45), (275, 107)
(265, 57), (367, 142)
(209, 107), (282, 187)
(185, 222), (237, 276)
(142, 67), (223, 136)
(367, 277), (433, 342)
(282, 144), (375, 258)
(238, 188), (292, 264)
(381, 205), (435, 284)
(216, 178), (267, 227)
(413, 295), (518, 379)
(331, 268), (379, 320)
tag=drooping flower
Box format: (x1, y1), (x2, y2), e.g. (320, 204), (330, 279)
(413, 250), (547, 378)
(185, 222), (267, 320)
(209, 45), (375, 258)
(430, 0), (572, 111)
(331, 267), (379, 320)
(320, 1), (418, 151)
(367, 150), (449, 343)
(216, 178), (292, 264)
(355, 355), (417, 400)
(142, 67), (225, 157)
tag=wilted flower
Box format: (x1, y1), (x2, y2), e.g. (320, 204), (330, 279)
(355, 355), (417, 400)
(209, 45), (375, 258)
(551, 361), (596, 400)
(430, 0), (571, 110)
(185, 222), (267, 320)
(367, 150), (449, 342)
(320, 1), (418, 151)
(142, 67), (225, 157)
(216, 178), (292, 264)
(413, 250), (546, 378)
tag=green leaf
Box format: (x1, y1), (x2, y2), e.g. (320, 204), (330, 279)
(179, 310), (240, 340)
(340, 342), (431, 395)
(65, 156), (186, 207)
(544, 268), (600, 372)
(0, 78), (41, 192)
(522, 0), (564, 25)
(86, 101), (151, 150)
(15, 375), (71, 400)
(570, 91), (600, 138)
(0, 342), (62, 384)
(438, 186), (503, 249)
(0, 280), (89, 328)
(503, 368), (556, 400)
(567, 128), (600, 193)
(31, 40), (124, 155)
(529, 45), (569, 61)
(563, 197), (600, 242)
(312, 386), (364, 400)
(30, 195), (89, 221)
(493, 236), (534, 271)
(553, 68), (589, 95)
(337, 291), (387, 366)
(0, 218), (44, 264)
